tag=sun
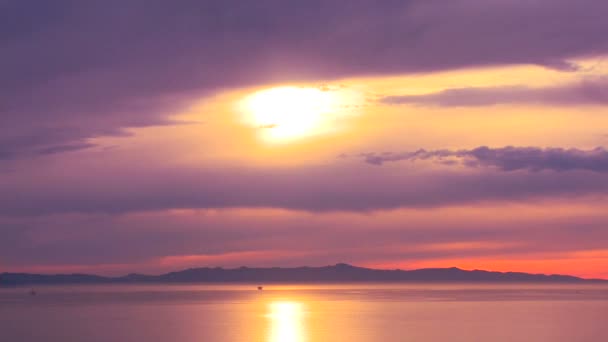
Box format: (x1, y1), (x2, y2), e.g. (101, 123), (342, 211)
(239, 86), (357, 143)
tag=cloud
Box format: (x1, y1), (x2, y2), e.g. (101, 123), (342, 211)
(0, 127), (113, 160)
(1, 153), (608, 216)
(3, 203), (608, 276)
(539, 59), (581, 72)
(381, 77), (608, 107)
(35, 143), (97, 156)
(360, 146), (608, 172)
(3, 0), (608, 158)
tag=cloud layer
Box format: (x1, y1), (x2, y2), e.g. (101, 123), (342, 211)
(361, 146), (608, 172)
(3, 203), (608, 277)
(381, 77), (608, 107)
(3, 0), (608, 158)
(1, 152), (608, 216)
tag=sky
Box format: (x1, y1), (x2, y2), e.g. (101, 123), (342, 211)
(2, 0), (608, 278)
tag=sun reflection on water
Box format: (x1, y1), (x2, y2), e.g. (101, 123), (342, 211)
(266, 301), (306, 342)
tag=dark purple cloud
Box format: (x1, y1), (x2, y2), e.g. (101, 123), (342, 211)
(35, 143), (97, 156)
(1, 154), (608, 216)
(360, 146), (608, 172)
(381, 77), (608, 107)
(3, 0), (608, 159)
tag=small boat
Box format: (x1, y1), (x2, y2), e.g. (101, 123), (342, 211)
(257, 286), (263, 291)
(29, 289), (37, 296)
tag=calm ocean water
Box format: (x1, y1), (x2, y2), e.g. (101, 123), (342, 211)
(1, 283), (607, 341)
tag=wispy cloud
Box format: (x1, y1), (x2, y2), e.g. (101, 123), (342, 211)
(381, 77), (608, 107)
(35, 143), (96, 156)
(2, 154), (608, 216)
(360, 146), (608, 172)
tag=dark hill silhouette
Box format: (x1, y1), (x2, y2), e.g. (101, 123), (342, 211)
(1, 263), (605, 286)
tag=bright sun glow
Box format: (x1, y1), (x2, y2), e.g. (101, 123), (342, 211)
(267, 301), (305, 342)
(240, 86), (359, 143)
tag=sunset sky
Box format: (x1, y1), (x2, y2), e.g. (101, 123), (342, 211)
(2, 0), (608, 278)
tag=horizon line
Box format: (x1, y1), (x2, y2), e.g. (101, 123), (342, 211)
(3, 263), (607, 281)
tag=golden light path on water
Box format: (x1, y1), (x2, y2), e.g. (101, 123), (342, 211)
(266, 301), (306, 342)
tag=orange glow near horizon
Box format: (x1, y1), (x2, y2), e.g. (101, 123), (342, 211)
(7, 248), (608, 280)
(7, 200), (608, 279)
(367, 253), (608, 280)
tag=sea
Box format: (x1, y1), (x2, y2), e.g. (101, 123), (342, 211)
(1, 283), (607, 341)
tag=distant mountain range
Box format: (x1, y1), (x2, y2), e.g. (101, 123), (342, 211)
(1, 263), (606, 286)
